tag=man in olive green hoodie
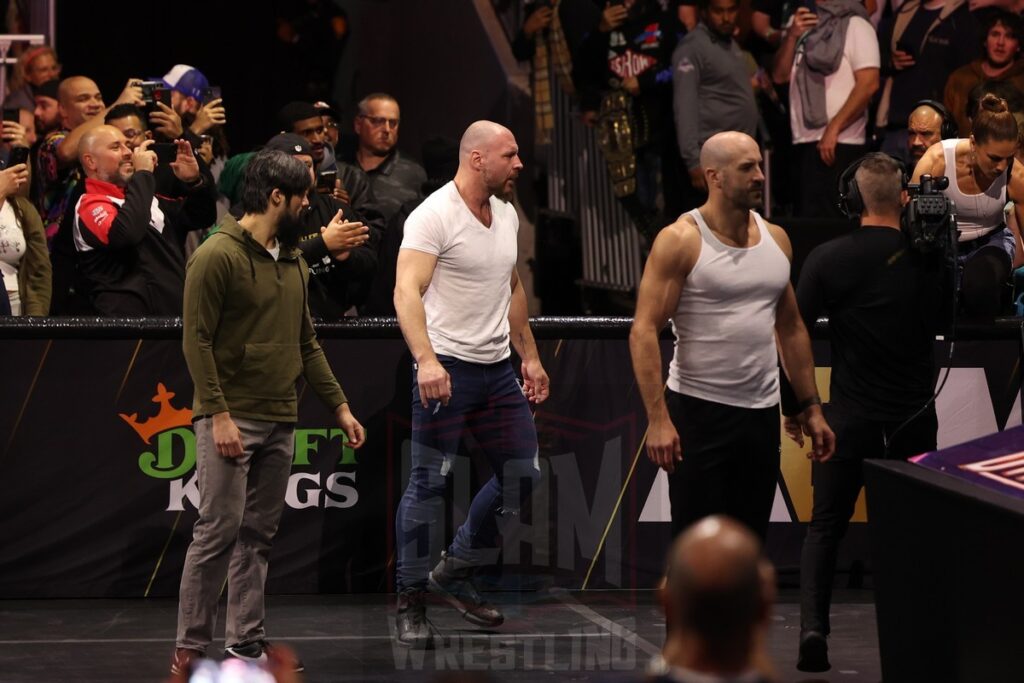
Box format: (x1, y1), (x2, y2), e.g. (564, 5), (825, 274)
(173, 149), (365, 675)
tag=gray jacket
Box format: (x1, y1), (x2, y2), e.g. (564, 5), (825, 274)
(793, 0), (869, 130)
(672, 23), (759, 171)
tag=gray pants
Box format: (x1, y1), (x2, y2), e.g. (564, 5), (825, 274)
(176, 416), (294, 651)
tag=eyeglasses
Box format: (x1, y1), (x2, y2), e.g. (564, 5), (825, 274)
(359, 114), (400, 130)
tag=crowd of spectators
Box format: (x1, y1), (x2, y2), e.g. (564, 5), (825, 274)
(0, 48), (442, 318)
(514, 0), (1024, 223)
(511, 0), (1024, 313)
(5, 0), (1024, 317)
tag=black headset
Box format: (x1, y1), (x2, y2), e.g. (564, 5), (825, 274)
(837, 153), (909, 218)
(914, 99), (960, 140)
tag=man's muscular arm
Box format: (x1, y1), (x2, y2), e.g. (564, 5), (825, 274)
(768, 223), (836, 462)
(629, 218), (701, 473)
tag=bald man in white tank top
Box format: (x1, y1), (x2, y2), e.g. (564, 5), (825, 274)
(913, 95), (1024, 317)
(630, 131), (835, 542)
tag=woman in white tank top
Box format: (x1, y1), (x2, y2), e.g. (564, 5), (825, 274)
(912, 94), (1024, 317)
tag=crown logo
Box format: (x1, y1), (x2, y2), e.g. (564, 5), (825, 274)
(120, 383), (193, 444)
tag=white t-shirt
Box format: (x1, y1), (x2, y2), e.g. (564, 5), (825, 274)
(789, 16), (880, 145)
(0, 201), (25, 315)
(400, 181), (519, 364)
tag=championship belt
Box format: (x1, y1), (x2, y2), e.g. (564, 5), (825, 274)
(597, 89), (638, 199)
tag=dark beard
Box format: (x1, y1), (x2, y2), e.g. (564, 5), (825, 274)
(277, 209), (304, 249)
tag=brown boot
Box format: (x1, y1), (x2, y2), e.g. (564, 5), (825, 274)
(427, 551), (504, 628)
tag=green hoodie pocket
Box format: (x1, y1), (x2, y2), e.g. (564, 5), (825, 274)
(227, 342), (303, 401)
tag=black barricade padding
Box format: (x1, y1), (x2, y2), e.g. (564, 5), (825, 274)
(864, 461), (1024, 683)
(2, 316), (1023, 340)
(0, 321), (1021, 598)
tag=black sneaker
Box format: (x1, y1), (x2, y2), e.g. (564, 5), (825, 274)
(797, 630), (831, 672)
(427, 551), (504, 628)
(224, 640), (267, 665)
(225, 640), (305, 673)
(396, 588), (434, 648)
(170, 647), (205, 676)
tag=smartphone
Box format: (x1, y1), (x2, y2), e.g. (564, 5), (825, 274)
(151, 87), (172, 110)
(9, 146), (29, 166)
(139, 80), (164, 103)
(152, 142), (178, 164)
(200, 86), (222, 104)
(2, 108), (19, 124)
(316, 169), (337, 192)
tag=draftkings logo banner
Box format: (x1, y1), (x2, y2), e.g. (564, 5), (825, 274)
(120, 383), (360, 511)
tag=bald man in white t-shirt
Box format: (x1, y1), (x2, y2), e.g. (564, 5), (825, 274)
(392, 121), (550, 649)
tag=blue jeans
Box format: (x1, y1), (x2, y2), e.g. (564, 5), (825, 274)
(395, 355), (540, 591)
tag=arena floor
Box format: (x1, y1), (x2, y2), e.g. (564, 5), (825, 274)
(0, 589), (880, 682)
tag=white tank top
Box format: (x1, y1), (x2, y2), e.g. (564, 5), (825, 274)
(667, 209), (791, 409)
(942, 138), (1009, 242)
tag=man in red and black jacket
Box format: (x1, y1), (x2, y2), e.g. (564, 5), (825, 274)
(72, 125), (216, 316)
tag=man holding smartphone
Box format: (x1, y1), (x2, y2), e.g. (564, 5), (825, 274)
(71, 126), (215, 315)
(104, 103), (217, 206)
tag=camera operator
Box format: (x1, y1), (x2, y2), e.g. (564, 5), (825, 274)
(782, 152), (949, 673)
(913, 93), (1024, 317)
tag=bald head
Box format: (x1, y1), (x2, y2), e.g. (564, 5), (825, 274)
(698, 132), (764, 210)
(664, 516), (772, 662)
(459, 120), (514, 163)
(58, 76), (103, 129)
(79, 125), (119, 160)
(909, 105), (944, 129)
(456, 120), (523, 201)
(700, 131), (759, 171)
(908, 106), (945, 163)
(79, 125), (134, 187)
(668, 516), (764, 597)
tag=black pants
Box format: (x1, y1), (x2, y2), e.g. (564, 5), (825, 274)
(800, 403), (938, 635)
(667, 390), (781, 541)
(795, 142), (867, 219)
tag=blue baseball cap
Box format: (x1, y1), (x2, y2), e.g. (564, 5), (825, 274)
(160, 64), (210, 101)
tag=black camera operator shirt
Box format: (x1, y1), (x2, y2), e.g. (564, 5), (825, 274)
(785, 226), (950, 421)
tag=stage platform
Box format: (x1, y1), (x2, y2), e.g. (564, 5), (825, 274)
(0, 589), (880, 682)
